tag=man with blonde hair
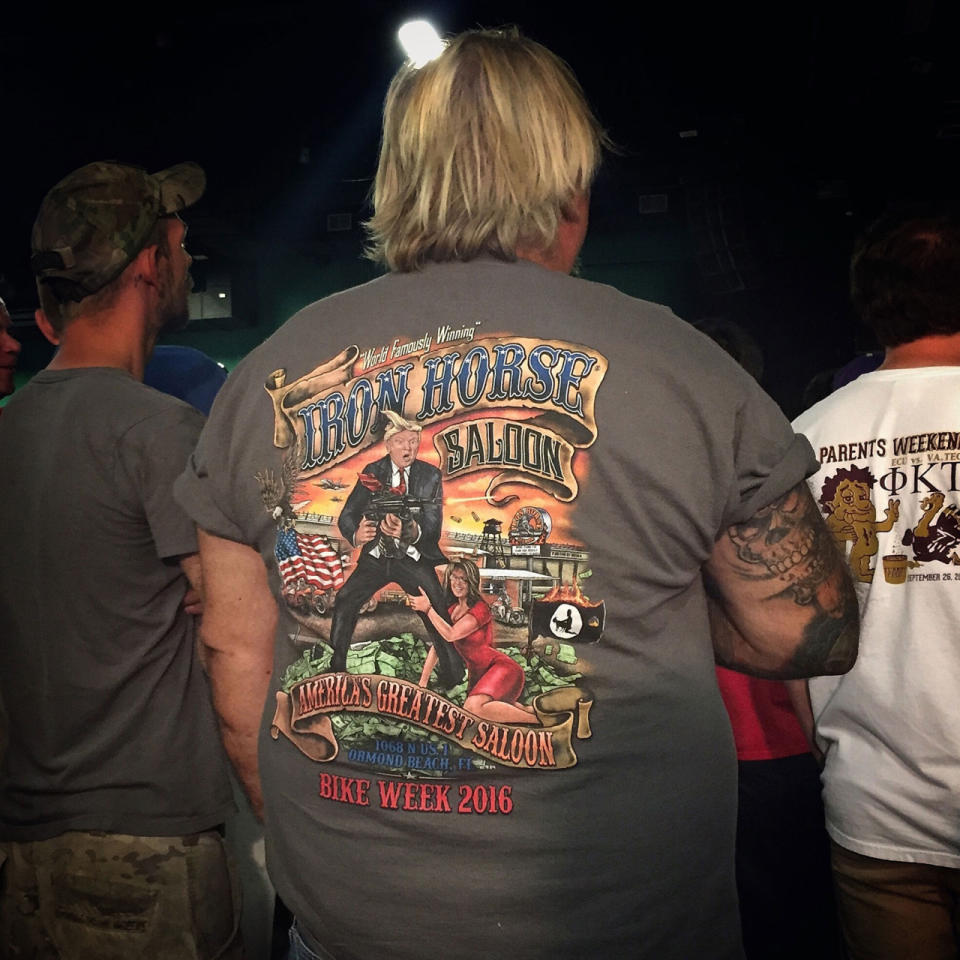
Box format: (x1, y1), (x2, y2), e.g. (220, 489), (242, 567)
(178, 28), (856, 960)
(365, 29), (603, 272)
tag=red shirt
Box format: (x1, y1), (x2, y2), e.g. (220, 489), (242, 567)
(715, 667), (811, 760)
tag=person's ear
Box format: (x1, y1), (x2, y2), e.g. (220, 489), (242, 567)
(130, 243), (162, 291)
(34, 308), (60, 346)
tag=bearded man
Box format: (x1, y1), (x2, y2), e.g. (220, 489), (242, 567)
(0, 162), (238, 958)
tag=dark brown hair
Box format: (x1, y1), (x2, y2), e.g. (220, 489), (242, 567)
(443, 558), (483, 607)
(851, 213), (960, 347)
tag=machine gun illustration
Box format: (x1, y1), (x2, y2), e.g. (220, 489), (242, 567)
(356, 472), (441, 552)
(361, 490), (442, 524)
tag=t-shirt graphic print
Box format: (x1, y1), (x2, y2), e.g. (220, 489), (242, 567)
(259, 332), (607, 792)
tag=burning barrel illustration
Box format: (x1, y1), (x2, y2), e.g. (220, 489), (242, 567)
(529, 580), (605, 645)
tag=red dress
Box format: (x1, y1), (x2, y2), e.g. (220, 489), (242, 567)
(450, 600), (525, 701)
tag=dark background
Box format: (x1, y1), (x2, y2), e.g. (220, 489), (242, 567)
(3, 0), (958, 415)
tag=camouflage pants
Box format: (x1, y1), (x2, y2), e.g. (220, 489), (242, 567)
(0, 830), (242, 960)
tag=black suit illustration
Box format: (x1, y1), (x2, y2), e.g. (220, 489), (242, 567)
(330, 455), (465, 687)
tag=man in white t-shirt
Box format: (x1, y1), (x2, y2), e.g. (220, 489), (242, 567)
(793, 212), (960, 959)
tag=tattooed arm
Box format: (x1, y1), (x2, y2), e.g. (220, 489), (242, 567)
(704, 481), (859, 679)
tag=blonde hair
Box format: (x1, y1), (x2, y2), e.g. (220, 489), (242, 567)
(365, 28), (607, 272)
(381, 408), (422, 439)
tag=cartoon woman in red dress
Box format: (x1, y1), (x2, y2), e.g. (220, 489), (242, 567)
(409, 558), (537, 724)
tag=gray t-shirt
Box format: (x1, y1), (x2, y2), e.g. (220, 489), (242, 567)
(177, 259), (814, 960)
(0, 368), (233, 840)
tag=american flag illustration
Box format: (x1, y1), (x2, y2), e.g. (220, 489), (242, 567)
(275, 527), (344, 591)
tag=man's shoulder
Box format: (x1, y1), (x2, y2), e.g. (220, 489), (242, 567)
(236, 274), (394, 364)
(793, 373), (886, 435)
(4, 368), (200, 435)
(246, 260), (683, 345)
(412, 457), (440, 477)
(793, 393), (841, 435)
(82, 378), (205, 473)
(112, 381), (204, 444)
(343, 458), (388, 497)
(363, 455), (391, 474)
(546, 272), (762, 386)
(795, 367), (960, 452)
(409, 459), (441, 491)
(125, 378), (200, 415)
(215, 260), (753, 438)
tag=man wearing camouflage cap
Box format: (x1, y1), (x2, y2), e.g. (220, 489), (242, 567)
(0, 162), (239, 958)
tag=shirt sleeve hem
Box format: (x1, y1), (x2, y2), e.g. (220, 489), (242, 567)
(173, 467), (247, 544)
(724, 433), (819, 526)
(154, 535), (200, 562)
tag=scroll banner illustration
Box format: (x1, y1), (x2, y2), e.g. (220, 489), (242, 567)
(433, 415), (579, 502)
(263, 337), (607, 502)
(265, 345), (360, 449)
(271, 673), (593, 771)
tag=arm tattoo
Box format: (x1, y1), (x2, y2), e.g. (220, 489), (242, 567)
(789, 594), (859, 677)
(728, 484), (831, 601)
(724, 482), (859, 676)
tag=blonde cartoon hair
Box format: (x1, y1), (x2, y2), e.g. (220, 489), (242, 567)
(365, 27), (607, 272)
(380, 408), (422, 440)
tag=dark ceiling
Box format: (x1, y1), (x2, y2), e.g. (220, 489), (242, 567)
(2, 0), (957, 409)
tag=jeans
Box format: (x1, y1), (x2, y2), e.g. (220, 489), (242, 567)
(288, 921), (340, 960)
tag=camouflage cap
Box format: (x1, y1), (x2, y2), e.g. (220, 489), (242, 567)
(30, 161), (206, 300)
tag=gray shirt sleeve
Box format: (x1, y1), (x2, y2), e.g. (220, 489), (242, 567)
(174, 448), (247, 543)
(173, 361), (276, 546)
(722, 378), (819, 527)
(117, 404), (205, 560)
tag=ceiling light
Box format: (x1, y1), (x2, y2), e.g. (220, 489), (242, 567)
(398, 20), (444, 67)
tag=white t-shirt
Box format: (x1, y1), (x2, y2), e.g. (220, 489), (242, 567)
(794, 367), (960, 868)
